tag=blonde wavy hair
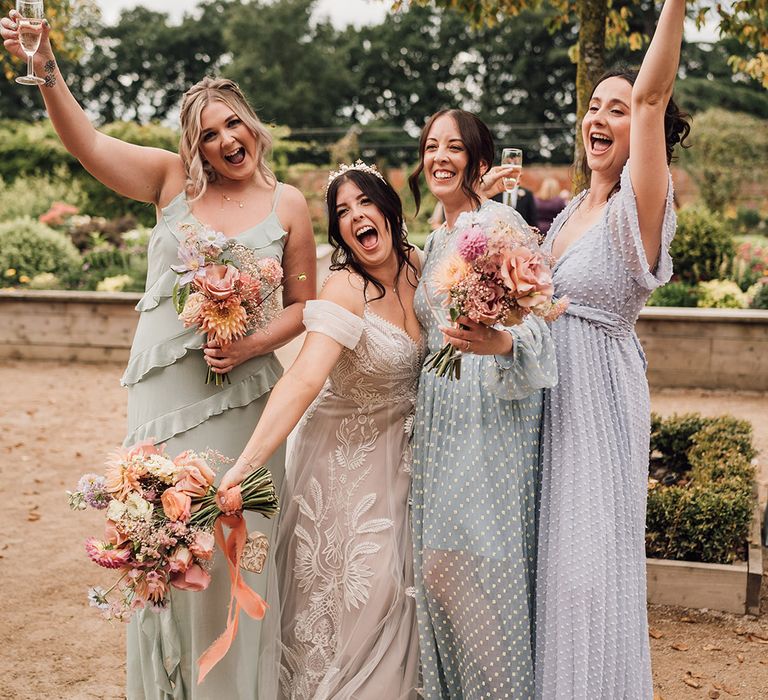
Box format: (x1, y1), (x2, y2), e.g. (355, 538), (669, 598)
(179, 77), (276, 202)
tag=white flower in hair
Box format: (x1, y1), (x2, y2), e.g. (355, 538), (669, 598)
(326, 159), (386, 191)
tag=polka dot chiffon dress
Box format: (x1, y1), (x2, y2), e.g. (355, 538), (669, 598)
(535, 163), (676, 699)
(412, 200), (557, 699)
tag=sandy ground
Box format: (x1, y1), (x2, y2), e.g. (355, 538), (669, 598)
(0, 362), (766, 700)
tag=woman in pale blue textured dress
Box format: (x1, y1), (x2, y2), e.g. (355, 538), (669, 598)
(534, 2), (691, 697)
(0, 20), (316, 694)
(408, 109), (557, 698)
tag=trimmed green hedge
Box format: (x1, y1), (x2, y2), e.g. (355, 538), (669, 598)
(646, 413), (756, 565)
(0, 217), (82, 283)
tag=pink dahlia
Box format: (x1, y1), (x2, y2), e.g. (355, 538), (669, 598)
(84, 537), (132, 569)
(456, 225), (488, 262)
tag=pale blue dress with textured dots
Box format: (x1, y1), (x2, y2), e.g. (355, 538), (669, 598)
(412, 200), (557, 699)
(535, 163), (676, 700)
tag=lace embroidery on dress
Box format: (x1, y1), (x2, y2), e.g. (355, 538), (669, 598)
(278, 309), (424, 699)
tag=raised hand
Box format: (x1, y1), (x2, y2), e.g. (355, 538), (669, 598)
(1, 9), (53, 66)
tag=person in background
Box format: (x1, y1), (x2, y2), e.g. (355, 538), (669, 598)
(534, 176), (568, 235)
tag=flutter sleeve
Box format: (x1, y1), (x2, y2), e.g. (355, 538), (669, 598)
(303, 299), (364, 349)
(485, 314), (557, 400)
(607, 161), (676, 291)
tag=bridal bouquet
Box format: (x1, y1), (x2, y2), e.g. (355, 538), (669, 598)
(68, 439), (279, 622)
(171, 223), (287, 386)
(427, 213), (567, 380)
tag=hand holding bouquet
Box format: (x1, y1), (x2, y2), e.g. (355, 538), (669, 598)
(68, 440), (278, 621)
(427, 211), (567, 379)
(171, 223), (300, 386)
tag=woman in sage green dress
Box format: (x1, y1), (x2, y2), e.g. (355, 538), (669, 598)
(0, 18), (316, 698)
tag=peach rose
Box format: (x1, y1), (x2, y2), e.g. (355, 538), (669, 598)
(189, 530), (215, 561)
(168, 546), (194, 573)
(104, 519), (128, 546)
(195, 264), (240, 301)
(499, 248), (554, 308)
(161, 487), (191, 522)
(170, 564), (212, 592)
(174, 452), (215, 486)
(179, 292), (205, 326)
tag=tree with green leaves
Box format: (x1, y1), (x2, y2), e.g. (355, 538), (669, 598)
(78, 1), (234, 123)
(409, 0), (768, 176)
(224, 0), (356, 128)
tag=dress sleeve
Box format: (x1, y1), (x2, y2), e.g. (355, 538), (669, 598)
(303, 299), (364, 349)
(606, 161), (676, 291)
(484, 314), (557, 400)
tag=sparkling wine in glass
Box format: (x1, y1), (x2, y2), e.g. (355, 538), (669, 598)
(15, 0), (46, 86)
(501, 147), (523, 192)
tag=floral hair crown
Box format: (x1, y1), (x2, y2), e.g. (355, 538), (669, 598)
(326, 159), (386, 193)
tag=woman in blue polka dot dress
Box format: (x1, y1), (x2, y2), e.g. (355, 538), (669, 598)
(534, 1), (691, 697)
(409, 109), (557, 698)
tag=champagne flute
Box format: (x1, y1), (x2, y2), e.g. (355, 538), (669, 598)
(501, 147), (523, 193)
(15, 0), (46, 86)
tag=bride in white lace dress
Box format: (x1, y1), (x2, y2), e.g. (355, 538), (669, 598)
(218, 163), (423, 700)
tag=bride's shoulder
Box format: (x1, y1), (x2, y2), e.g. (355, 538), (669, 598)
(319, 269), (365, 316)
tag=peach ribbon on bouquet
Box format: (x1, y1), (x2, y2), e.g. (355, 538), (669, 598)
(197, 502), (268, 684)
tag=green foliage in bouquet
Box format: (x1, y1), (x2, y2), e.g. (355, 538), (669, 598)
(669, 207), (734, 285)
(646, 413), (756, 565)
(646, 281), (700, 307)
(0, 217), (82, 282)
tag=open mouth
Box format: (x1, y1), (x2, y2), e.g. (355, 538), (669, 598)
(355, 225), (379, 251)
(432, 169), (456, 182)
(590, 133), (612, 154)
(224, 147), (246, 164)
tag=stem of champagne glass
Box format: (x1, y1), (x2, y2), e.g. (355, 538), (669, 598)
(26, 53), (34, 78)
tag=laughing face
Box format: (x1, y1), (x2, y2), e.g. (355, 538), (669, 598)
(582, 76), (632, 179)
(198, 99), (259, 181)
(334, 180), (393, 271)
(423, 114), (470, 205)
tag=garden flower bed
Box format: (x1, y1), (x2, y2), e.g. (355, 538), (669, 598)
(646, 413), (763, 614)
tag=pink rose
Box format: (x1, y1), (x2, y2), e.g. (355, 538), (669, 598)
(189, 530), (215, 561)
(196, 264), (240, 301)
(472, 281), (506, 323)
(174, 452), (216, 486)
(161, 487), (191, 522)
(168, 546), (194, 573)
(499, 248), (554, 308)
(170, 564), (212, 592)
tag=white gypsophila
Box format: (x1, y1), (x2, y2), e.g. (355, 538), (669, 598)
(124, 492), (154, 521)
(106, 499), (127, 521)
(143, 454), (182, 484)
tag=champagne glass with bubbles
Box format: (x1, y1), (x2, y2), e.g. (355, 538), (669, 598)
(15, 0), (46, 86)
(501, 147), (523, 192)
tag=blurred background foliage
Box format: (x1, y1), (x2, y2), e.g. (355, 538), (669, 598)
(0, 0), (766, 302)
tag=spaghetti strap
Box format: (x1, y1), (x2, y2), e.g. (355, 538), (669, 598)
(271, 182), (283, 212)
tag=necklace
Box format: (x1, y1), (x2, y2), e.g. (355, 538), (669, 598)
(220, 192), (246, 209)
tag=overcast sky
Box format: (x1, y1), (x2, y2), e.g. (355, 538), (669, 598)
(97, 0), (388, 27)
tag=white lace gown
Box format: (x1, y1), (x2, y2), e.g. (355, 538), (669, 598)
(258, 299), (425, 700)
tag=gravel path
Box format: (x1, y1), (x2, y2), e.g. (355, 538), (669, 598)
(1, 363), (765, 699)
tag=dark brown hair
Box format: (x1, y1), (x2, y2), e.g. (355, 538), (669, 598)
(409, 109), (495, 215)
(326, 169), (417, 301)
(579, 68), (692, 192)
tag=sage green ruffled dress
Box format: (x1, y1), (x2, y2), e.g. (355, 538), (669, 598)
(124, 186), (288, 699)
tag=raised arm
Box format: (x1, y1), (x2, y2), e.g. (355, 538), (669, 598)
(629, 0), (685, 266)
(1, 11), (181, 205)
(216, 272), (363, 500)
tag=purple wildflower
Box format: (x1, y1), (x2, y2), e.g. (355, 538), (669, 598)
(171, 245), (207, 286)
